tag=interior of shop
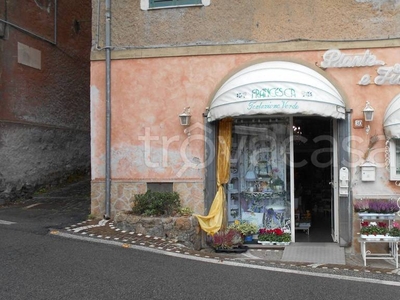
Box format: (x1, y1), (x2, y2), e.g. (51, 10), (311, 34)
(293, 117), (333, 242)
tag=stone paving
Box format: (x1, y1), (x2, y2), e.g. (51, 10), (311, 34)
(54, 218), (400, 276)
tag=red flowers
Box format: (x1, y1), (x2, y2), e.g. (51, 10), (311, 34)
(259, 228), (284, 236)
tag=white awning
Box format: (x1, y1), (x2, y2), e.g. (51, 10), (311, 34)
(384, 93), (400, 139)
(207, 61), (346, 122)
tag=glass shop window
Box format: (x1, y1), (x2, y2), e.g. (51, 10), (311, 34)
(389, 139), (400, 180)
(227, 117), (291, 230)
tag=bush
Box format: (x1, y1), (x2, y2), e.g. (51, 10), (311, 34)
(131, 190), (181, 216)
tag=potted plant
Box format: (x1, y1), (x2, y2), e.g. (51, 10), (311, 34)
(257, 227), (291, 245)
(228, 220), (258, 242)
(354, 199), (399, 219)
(388, 221), (400, 238)
(208, 229), (247, 253)
(359, 221), (388, 238)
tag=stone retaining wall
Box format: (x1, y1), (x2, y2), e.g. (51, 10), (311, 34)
(114, 212), (202, 250)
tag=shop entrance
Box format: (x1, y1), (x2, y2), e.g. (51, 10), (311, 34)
(293, 116), (335, 242)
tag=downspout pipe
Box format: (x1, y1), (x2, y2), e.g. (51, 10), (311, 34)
(104, 0), (112, 219)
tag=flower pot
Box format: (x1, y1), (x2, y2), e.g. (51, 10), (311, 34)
(214, 245), (248, 253)
(244, 235), (253, 243)
(258, 241), (290, 246)
(358, 212), (396, 220)
(361, 234), (385, 240)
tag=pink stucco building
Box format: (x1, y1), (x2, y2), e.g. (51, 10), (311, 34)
(90, 0), (400, 252)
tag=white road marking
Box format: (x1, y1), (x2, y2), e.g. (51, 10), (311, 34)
(0, 219), (16, 225)
(23, 203), (42, 209)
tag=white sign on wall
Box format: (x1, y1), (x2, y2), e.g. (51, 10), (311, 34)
(17, 42), (41, 70)
(320, 49), (385, 68)
(358, 64), (400, 85)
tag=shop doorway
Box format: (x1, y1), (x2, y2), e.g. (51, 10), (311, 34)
(293, 116), (335, 242)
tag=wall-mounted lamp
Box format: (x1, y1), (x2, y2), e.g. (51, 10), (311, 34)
(363, 101), (374, 134)
(179, 107), (191, 126)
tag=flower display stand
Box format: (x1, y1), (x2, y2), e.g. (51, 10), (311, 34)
(358, 213), (400, 268)
(358, 237), (399, 268)
(358, 213), (396, 220)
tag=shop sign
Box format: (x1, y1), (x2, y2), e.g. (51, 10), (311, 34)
(358, 64), (400, 85)
(247, 100), (299, 111)
(321, 49), (385, 68)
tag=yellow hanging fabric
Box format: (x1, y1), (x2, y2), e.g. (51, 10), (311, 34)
(194, 118), (232, 235)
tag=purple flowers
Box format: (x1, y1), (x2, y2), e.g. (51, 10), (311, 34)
(354, 199), (399, 213)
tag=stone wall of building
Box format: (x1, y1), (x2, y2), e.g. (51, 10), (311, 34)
(0, 0), (91, 203)
(94, 0), (400, 49)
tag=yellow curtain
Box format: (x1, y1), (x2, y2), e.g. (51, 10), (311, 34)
(194, 118), (232, 235)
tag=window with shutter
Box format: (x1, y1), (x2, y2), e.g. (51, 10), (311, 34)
(151, 0), (201, 8)
(142, 0), (208, 10)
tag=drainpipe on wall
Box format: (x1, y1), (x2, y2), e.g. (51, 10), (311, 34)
(104, 0), (112, 219)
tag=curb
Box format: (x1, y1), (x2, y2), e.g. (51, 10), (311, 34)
(48, 219), (400, 277)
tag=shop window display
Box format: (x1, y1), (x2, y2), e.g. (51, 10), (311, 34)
(227, 117), (291, 230)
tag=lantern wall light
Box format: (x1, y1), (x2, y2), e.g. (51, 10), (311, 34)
(179, 107), (191, 126)
(363, 101), (374, 135)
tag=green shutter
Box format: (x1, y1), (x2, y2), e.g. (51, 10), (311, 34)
(150, 0), (201, 8)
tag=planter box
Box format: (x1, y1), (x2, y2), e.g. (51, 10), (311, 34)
(114, 211), (202, 250)
(258, 241), (290, 246)
(358, 213), (396, 220)
(214, 245), (248, 253)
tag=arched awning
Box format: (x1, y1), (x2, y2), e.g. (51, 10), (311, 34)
(207, 61), (346, 122)
(384, 93), (400, 139)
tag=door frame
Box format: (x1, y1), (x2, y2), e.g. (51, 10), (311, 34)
(289, 116), (339, 243)
(331, 118), (339, 242)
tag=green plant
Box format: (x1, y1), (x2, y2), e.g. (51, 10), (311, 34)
(131, 190), (181, 216)
(360, 221), (388, 235)
(258, 228), (291, 242)
(228, 220), (258, 236)
(177, 207), (193, 216)
(388, 221), (400, 237)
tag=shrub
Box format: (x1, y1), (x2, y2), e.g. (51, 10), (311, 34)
(228, 220), (258, 236)
(131, 190), (181, 216)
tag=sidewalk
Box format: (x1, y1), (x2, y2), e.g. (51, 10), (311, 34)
(54, 216), (400, 276)
(16, 178), (398, 276)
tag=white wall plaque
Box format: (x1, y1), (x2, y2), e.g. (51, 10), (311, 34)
(17, 42), (41, 70)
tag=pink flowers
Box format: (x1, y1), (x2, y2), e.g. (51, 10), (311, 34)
(393, 221), (400, 229)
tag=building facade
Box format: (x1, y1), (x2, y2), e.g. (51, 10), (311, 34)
(90, 0), (400, 251)
(0, 0), (91, 203)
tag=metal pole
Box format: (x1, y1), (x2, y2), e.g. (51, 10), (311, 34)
(104, 0), (112, 219)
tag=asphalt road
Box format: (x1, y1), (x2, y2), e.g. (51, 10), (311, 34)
(0, 182), (400, 299)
